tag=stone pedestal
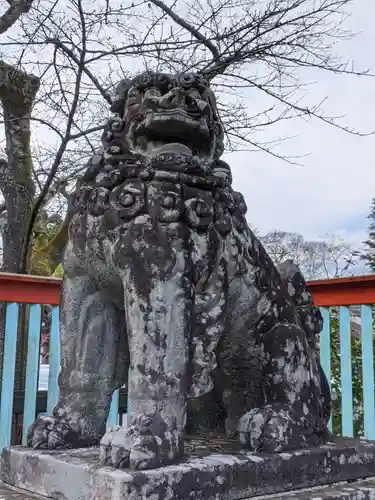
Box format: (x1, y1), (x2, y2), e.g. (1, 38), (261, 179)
(2, 438), (375, 500)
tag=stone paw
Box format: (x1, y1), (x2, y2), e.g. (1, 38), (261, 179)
(27, 414), (95, 450)
(236, 404), (320, 454)
(100, 415), (182, 470)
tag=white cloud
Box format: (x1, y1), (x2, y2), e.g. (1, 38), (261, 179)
(223, 0), (375, 248)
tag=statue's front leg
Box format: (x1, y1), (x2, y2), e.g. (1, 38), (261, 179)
(28, 261), (127, 449)
(101, 184), (193, 470)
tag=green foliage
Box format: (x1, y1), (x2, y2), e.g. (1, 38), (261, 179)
(362, 198), (375, 272)
(52, 264), (64, 278)
(29, 214), (64, 276)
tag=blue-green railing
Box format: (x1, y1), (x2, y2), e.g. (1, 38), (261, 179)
(0, 303), (120, 452)
(0, 273), (374, 453)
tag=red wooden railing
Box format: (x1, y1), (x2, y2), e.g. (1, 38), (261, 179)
(308, 275), (375, 307)
(0, 272), (374, 307)
(0, 273), (61, 305)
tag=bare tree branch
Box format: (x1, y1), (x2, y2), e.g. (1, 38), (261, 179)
(20, 0), (89, 271)
(0, 0), (33, 34)
(261, 231), (360, 280)
(148, 0), (220, 60)
(0, 0), (371, 276)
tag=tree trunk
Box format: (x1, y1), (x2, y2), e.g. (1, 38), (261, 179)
(0, 61), (39, 273)
(0, 62), (39, 430)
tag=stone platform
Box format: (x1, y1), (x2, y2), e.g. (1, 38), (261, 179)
(3, 481), (375, 500)
(3, 438), (375, 500)
(0, 482), (46, 499)
(262, 479), (375, 499)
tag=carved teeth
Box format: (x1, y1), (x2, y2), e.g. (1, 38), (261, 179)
(154, 154), (191, 164)
(151, 114), (199, 127)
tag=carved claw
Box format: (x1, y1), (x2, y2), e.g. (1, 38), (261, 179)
(27, 414), (94, 450)
(100, 425), (133, 468)
(236, 404), (320, 454)
(100, 416), (182, 470)
(27, 415), (59, 449)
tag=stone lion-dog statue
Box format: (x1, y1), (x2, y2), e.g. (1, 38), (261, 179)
(28, 71), (331, 471)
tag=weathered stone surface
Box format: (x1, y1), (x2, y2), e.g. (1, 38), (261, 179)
(251, 479), (375, 499)
(26, 70), (331, 470)
(0, 482), (46, 499)
(4, 479), (375, 500)
(4, 439), (375, 500)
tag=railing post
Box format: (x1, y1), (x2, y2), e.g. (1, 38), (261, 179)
(361, 305), (375, 439)
(319, 307), (332, 432)
(339, 306), (353, 437)
(0, 303), (19, 452)
(22, 304), (41, 444)
(107, 390), (119, 429)
(47, 306), (60, 414)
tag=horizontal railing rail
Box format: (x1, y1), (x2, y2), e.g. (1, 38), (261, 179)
(1, 272), (375, 306)
(308, 275), (375, 306)
(0, 272), (61, 305)
(2, 272), (375, 306)
(0, 272), (374, 453)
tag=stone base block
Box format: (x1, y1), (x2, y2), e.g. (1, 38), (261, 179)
(3, 438), (375, 500)
(253, 479), (375, 499)
(0, 482), (47, 499)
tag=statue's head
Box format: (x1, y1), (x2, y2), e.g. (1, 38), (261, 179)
(107, 72), (224, 165)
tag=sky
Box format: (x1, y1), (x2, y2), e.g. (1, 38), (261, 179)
(1, 0), (374, 252)
(224, 0), (375, 247)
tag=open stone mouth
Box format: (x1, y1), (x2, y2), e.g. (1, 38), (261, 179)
(134, 110), (212, 156)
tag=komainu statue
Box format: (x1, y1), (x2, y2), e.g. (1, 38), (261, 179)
(27, 72), (331, 470)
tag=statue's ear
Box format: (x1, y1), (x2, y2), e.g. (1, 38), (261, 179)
(205, 86), (224, 135)
(110, 78), (132, 115)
